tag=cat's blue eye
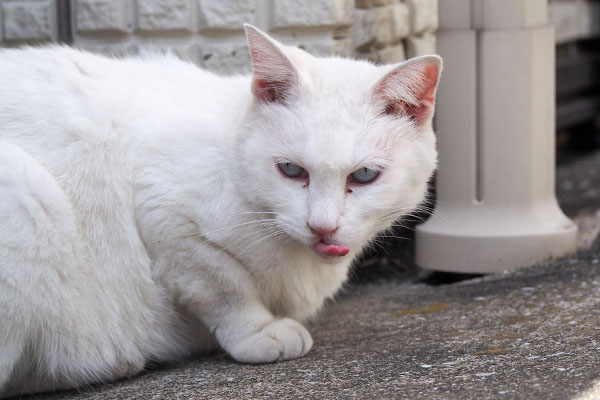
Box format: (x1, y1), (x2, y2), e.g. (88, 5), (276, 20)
(277, 162), (307, 179)
(350, 167), (380, 184)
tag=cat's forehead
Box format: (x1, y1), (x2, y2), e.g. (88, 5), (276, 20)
(299, 56), (384, 103)
(278, 101), (405, 173)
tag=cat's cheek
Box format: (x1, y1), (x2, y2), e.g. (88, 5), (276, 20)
(343, 199), (394, 244)
(268, 194), (311, 246)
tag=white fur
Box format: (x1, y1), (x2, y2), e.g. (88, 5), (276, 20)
(0, 26), (440, 396)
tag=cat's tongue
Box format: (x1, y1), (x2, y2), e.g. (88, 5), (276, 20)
(314, 242), (350, 257)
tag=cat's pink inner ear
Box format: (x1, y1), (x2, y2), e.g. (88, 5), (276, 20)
(375, 57), (441, 126)
(419, 62), (440, 104)
(245, 25), (298, 104)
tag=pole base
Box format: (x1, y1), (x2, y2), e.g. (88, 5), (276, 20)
(415, 201), (577, 273)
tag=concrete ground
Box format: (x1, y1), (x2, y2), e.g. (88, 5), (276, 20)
(24, 150), (600, 400)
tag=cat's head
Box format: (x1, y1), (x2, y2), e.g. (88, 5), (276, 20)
(235, 25), (441, 262)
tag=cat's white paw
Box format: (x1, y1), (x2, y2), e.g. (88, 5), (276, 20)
(229, 318), (313, 364)
(110, 357), (145, 381)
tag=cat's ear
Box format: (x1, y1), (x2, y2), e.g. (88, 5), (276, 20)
(373, 55), (442, 127)
(244, 24), (298, 104)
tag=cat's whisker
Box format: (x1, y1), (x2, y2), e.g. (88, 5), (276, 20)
(376, 235), (410, 240)
(218, 228), (276, 250)
(400, 215), (428, 223)
(368, 239), (387, 253)
(227, 211), (280, 218)
(386, 224), (411, 230)
(235, 229), (288, 256)
(376, 205), (418, 221)
(186, 225), (285, 260)
(226, 222), (286, 248)
(387, 223), (419, 232)
(199, 218), (279, 237)
(186, 220), (285, 256)
(180, 219), (279, 240)
(378, 206), (438, 223)
(229, 230), (278, 249)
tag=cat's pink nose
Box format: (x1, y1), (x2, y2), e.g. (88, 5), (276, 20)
(308, 224), (338, 236)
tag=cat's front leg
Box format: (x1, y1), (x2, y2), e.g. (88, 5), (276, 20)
(215, 305), (313, 364)
(157, 240), (312, 363)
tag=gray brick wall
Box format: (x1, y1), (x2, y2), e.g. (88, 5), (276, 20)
(0, 0), (58, 42)
(0, 0), (440, 73)
(354, 0), (437, 63)
(68, 0), (360, 74)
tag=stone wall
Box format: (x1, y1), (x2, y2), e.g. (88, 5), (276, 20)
(70, 0), (355, 74)
(354, 0), (437, 64)
(0, 0), (439, 74)
(0, 0), (60, 43)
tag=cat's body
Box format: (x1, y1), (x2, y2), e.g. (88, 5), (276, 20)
(0, 26), (440, 396)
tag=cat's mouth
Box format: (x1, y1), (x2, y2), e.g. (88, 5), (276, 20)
(313, 240), (350, 257)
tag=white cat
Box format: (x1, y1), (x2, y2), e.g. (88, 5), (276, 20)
(0, 25), (441, 396)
